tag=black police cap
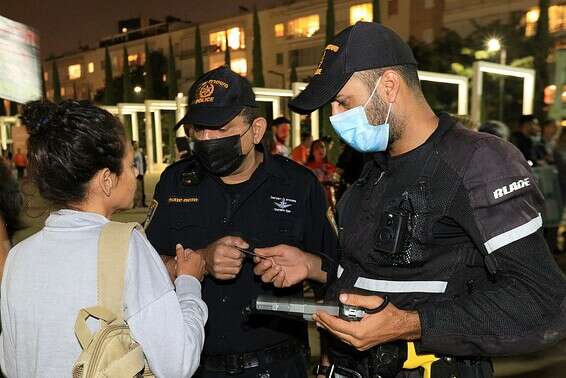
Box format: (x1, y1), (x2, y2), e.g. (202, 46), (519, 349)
(288, 21), (417, 115)
(174, 65), (257, 130)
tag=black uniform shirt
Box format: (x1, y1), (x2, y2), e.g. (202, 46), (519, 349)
(334, 113), (566, 356)
(146, 149), (338, 355)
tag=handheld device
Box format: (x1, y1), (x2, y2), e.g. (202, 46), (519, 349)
(245, 295), (388, 321)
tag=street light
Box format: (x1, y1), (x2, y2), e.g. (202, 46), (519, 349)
(486, 38), (501, 53)
(134, 86), (142, 94)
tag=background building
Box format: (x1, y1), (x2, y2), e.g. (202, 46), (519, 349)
(42, 0), (444, 102)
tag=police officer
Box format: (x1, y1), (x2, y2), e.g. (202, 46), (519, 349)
(145, 66), (338, 377)
(254, 22), (566, 377)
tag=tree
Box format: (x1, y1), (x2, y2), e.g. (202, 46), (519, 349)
(325, 0), (335, 46)
(252, 5), (265, 87)
(167, 38), (179, 99)
(224, 32), (231, 66)
(144, 41), (154, 99)
(194, 25), (204, 78)
(166, 39), (178, 156)
(373, 0), (381, 23)
(52, 61), (61, 103)
(103, 47), (115, 105)
(533, 0), (552, 119)
(122, 46), (132, 102)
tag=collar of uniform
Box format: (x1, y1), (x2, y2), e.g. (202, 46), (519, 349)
(260, 144), (288, 180)
(372, 112), (456, 170)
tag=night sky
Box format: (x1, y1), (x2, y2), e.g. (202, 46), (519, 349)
(1, 0), (285, 58)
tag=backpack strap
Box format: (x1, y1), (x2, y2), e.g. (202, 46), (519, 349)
(97, 221), (143, 322)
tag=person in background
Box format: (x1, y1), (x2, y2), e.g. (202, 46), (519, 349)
(0, 157), (22, 279)
(479, 120), (510, 141)
(271, 116), (291, 157)
(454, 114), (479, 131)
(133, 141), (146, 207)
(291, 131), (313, 165)
(306, 140), (338, 207)
(511, 115), (544, 165)
(555, 130), (566, 200)
(13, 149), (27, 180)
(1, 100), (207, 377)
(320, 136), (335, 162)
(541, 119), (560, 163)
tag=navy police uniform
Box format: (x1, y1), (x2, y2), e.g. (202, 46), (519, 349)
(146, 66), (338, 377)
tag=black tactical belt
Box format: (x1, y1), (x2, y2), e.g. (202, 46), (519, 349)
(201, 339), (305, 374)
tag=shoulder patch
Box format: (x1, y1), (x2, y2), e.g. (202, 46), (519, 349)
(144, 199), (159, 230)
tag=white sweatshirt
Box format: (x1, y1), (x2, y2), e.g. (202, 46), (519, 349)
(0, 209), (207, 377)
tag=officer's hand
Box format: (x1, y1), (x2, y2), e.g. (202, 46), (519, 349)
(197, 236), (246, 280)
(253, 245), (309, 288)
(175, 243), (206, 282)
(254, 245), (326, 287)
(313, 293), (421, 351)
(161, 255), (177, 282)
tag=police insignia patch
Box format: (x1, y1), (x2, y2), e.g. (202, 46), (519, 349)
(144, 199), (158, 230)
(326, 207), (339, 237)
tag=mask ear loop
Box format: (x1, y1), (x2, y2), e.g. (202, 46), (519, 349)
(241, 123), (256, 155)
(363, 76), (382, 108)
(384, 102), (392, 124)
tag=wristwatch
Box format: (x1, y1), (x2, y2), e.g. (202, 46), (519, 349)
(312, 363), (330, 376)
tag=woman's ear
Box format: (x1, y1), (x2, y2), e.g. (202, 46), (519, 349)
(97, 168), (114, 197)
(251, 117), (268, 144)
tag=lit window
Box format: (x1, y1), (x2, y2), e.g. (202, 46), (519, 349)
(525, 5), (566, 36)
(68, 64), (81, 80)
(128, 54), (139, 65)
(287, 15), (320, 38)
(350, 3), (373, 25)
(61, 87), (66, 96)
(162, 74), (167, 82)
(209, 27), (245, 51)
(275, 23), (285, 37)
(43, 71), (48, 81)
(231, 58), (247, 76)
(88, 62), (94, 73)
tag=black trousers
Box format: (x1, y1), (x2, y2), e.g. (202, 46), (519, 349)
(193, 352), (308, 378)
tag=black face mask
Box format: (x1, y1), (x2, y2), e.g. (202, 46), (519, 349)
(193, 126), (252, 177)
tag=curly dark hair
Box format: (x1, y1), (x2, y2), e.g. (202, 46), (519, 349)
(0, 158), (23, 239)
(21, 100), (126, 207)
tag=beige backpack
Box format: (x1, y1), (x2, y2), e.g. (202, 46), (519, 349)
(72, 222), (155, 378)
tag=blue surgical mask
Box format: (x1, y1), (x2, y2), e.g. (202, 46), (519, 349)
(329, 77), (392, 152)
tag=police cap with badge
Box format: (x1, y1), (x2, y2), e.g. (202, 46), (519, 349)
(175, 65), (258, 182)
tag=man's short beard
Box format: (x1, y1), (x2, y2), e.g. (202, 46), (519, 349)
(366, 93), (404, 149)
